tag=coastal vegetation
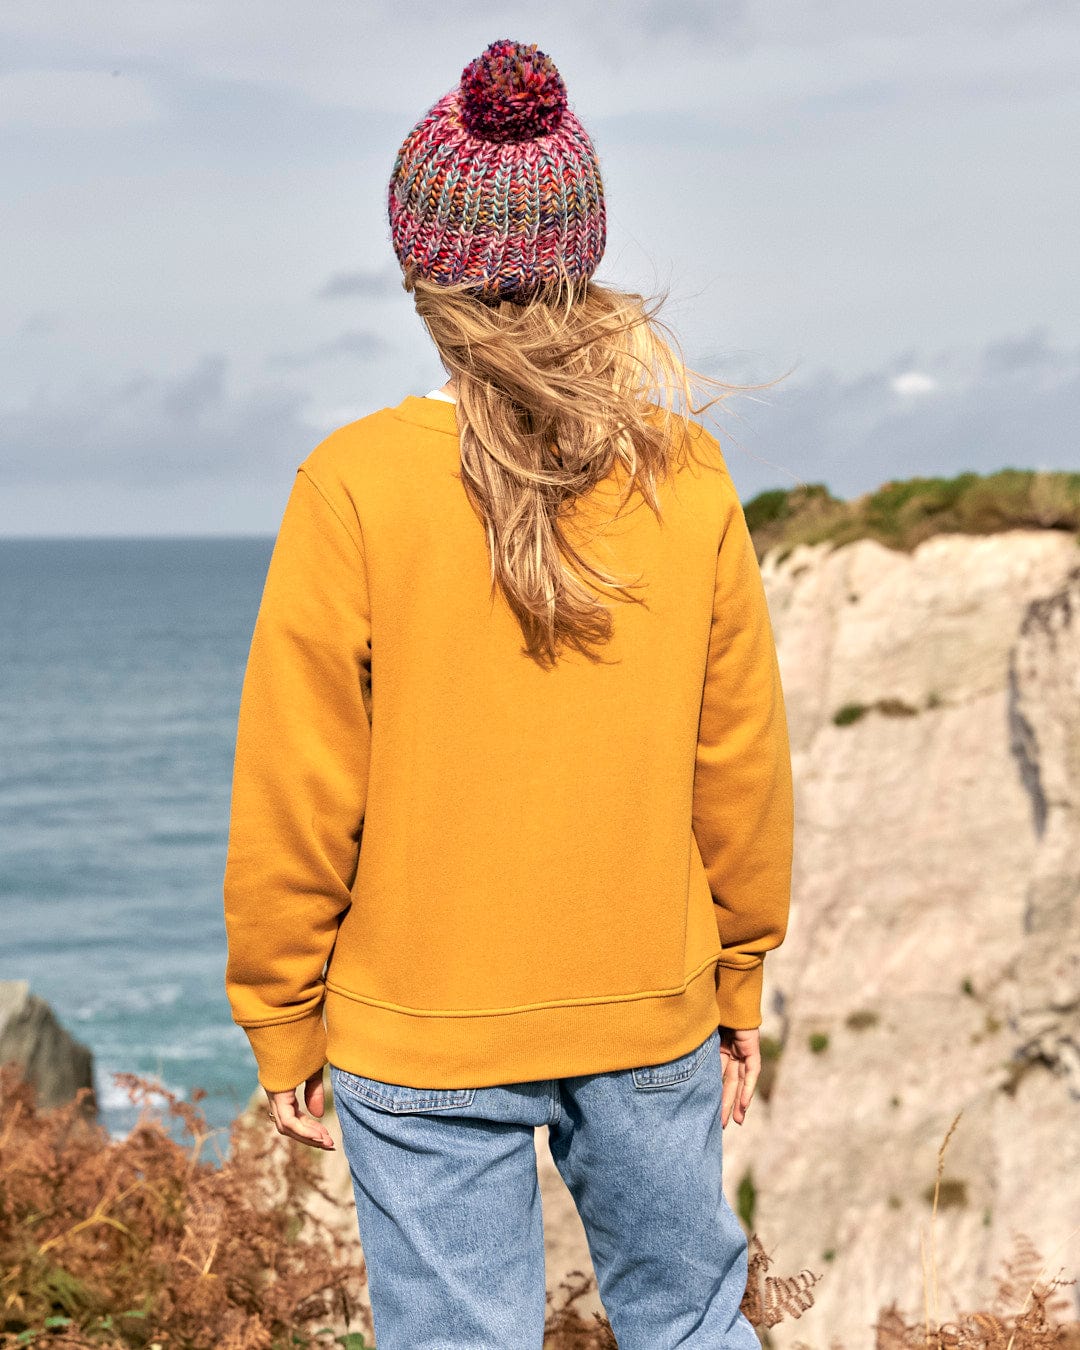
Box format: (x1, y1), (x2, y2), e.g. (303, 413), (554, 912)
(742, 468), (1080, 561)
(0, 1066), (1075, 1348)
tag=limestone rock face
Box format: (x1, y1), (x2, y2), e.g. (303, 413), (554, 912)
(742, 530), (1080, 1346)
(0, 979), (97, 1115)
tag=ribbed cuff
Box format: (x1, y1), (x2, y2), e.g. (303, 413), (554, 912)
(716, 960), (764, 1030)
(242, 1008), (328, 1094)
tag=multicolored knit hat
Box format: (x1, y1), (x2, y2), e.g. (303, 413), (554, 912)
(387, 38), (606, 304)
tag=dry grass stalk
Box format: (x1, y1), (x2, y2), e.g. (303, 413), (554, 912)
(867, 1108), (1077, 1349)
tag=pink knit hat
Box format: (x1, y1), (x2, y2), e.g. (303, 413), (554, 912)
(387, 39), (606, 304)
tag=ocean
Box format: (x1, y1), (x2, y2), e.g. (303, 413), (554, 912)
(0, 537), (276, 1154)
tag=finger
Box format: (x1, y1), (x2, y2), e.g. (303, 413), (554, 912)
(305, 1070), (326, 1119)
(740, 1060), (760, 1111)
(720, 1054), (741, 1128)
(733, 1064), (760, 1124)
(731, 1058), (747, 1122)
(273, 1092), (336, 1150)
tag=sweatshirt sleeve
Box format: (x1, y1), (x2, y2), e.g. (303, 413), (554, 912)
(693, 470), (794, 1031)
(223, 465), (372, 1093)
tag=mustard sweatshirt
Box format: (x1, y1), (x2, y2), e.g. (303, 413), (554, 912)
(223, 394), (794, 1094)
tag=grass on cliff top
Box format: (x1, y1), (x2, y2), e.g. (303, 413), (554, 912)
(742, 468), (1080, 561)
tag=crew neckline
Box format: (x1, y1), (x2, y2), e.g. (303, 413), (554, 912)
(391, 394), (461, 436)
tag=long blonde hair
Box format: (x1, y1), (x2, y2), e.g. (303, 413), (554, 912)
(406, 262), (785, 669)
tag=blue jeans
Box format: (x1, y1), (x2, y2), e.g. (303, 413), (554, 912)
(329, 1027), (760, 1348)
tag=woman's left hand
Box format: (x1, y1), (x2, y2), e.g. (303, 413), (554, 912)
(718, 1026), (759, 1128)
(265, 1067), (337, 1150)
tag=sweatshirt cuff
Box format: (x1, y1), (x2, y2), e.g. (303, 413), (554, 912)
(716, 960), (764, 1030)
(241, 1008), (328, 1094)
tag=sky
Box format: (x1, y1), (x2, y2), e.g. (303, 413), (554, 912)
(1, 0), (1078, 535)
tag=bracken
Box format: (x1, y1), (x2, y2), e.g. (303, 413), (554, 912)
(1, 1067), (1076, 1348)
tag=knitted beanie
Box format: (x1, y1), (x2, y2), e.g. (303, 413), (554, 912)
(387, 38), (606, 304)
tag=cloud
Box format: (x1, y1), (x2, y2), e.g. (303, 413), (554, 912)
(0, 354), (324, 487)
(160, 354), (227, 420)
(12, 310), (61, 339)
(316, 266), (403, 300)
(638, 0), (749, 42)
(266, 330), (392, 369)
(713, 328), (1080, 499)
(890, 371), (938, 397)
(978, 326), (1071, 378)
(6, 0), (1073, 124)
(6, 329), (1076, 514)
(0, 69), (159, 130)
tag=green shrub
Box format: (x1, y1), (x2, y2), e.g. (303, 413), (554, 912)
(743, 487), (796, 535)
(736, 1170), (757, 1230)
(747, 468), (1080, 561)
(834, 697), (921, 726)
(923, 1177), (969, 1209)
(757, 1034), (785, 1102)
(876, 697), (919, 718)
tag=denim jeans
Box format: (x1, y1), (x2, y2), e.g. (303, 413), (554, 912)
(329, 1026), (760, 1349)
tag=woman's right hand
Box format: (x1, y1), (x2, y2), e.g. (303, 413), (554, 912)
(718, 1026), (760, 1128)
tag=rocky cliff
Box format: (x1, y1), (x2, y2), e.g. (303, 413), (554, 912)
(745, 528), (1080, 1344)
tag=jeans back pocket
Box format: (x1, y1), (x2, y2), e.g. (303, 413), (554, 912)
(631, 1029), (715, 1090)
(330, 1064), (477, 1114)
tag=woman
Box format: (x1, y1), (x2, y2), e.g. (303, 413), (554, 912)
(223, 37), (793, 1350)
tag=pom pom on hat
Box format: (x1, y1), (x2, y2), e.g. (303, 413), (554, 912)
(459, 38), (567, 143)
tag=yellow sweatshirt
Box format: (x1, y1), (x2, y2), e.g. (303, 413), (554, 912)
(223, 394), (794, 1094)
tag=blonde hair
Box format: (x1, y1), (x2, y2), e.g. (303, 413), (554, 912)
(405, 262), (785, 669)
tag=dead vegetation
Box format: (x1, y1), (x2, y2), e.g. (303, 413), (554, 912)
(0, 1062), (372, 1350)
(1, 1066), (1075, 1348)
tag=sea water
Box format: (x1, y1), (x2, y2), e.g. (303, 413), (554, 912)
(0, 536), (278, 1157)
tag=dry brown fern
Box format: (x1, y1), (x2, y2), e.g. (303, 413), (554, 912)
(867, 1110), (1079, 1350)
(756, 1110), (1079, 1349)
(910, 1109), (1077, 1348)
(544, 1269), (618, 1349)
(0, 1061), (372, 1349)
(742, 1230), (824, 1330)
(992, 1233), (1054, 1315)
(871, 1261), (1077, 1348)
(541, 1231), (826, 1345)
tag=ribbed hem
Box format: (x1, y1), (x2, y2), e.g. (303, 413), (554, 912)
(241, 1009), (329, 1093)
(323, 959), (723, 1089)
(716, 960), (764, 1030)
